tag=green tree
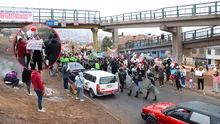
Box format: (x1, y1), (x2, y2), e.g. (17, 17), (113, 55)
(102, 36), (112, 49)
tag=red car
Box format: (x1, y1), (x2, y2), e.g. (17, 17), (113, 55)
(141, 101), (220, 124)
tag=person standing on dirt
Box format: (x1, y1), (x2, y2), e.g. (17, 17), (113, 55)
(17, 38), (26, 66)
(22, 68), (32, 95)
(62, 62), (70, 90)
(75, 72), (85, 102)
(31, 70), (45, 112)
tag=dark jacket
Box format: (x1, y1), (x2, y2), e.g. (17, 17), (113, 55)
(175, 70), (181, 80)
(46, 39), (61, 66)
(133, 73), (139, 86)
(22, 69), (32, 83)
(166, 67), (171, 75)
(118, 71), (126, 82)
(102, 61), (108, 71)
(158, 68), (165, 78)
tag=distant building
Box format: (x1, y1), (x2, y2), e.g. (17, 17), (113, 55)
(190, 46), (220, 68)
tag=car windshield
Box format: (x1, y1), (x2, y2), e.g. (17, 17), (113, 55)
(100, 76), (116, 84)
(68, 62), (84, 70)
(162, 105), (176, 113)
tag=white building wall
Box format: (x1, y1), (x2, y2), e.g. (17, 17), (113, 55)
(206, 48), (220, 61)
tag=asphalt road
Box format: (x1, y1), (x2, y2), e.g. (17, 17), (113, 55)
(84, 78), (220, 124)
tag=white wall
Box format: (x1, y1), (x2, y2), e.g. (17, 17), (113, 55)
(206, 49), (220, 60)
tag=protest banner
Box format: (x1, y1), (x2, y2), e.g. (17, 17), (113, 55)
(26, 39), (43, 50)
(0, 7), (33, 22)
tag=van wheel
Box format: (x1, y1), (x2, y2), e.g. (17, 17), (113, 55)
(89, 89), (95, 98)
(146, 116), (157, 124)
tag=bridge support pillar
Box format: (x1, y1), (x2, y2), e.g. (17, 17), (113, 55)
(91, 27), (98, 52)
(112, 28), (119, 50)
(172, 27), (183, 64)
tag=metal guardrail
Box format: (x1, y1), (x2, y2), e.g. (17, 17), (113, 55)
(101, 1), (220, 24)
(32, 8), (101, 24)
(182, 26), (220, 41)
(119, 26), (220, 50)
(118, 34), (172, 50)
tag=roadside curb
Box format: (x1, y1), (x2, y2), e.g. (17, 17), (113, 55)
(166, 81), (220, 99)
(56, 71), (126, 124)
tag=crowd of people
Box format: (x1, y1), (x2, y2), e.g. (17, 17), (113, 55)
(15, 33), (61, 70)
(3, 46), (220, 113)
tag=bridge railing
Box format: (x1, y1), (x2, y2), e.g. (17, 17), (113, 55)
(119, 26), (220, 50)
(32, 8), (101, 24)
(182, 26), (220, 41)
(101, 1), (220, 24)
(118, 34), (172, 50)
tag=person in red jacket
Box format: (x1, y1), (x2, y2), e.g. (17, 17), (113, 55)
(17, 38), (26, 66)
(31, 70), (45, 112)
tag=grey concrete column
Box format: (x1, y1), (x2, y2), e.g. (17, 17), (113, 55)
(112, 28), (119, 49)
(172, 27), (183, 64)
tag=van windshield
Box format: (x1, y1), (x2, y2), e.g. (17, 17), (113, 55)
(100, 76), (116, 84)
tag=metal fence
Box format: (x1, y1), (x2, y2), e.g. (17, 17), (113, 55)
(119, 26), (220, 50)
(32, 8), (101, 24)
(182, 26), (220, 41)
(101, 1), (220, 24)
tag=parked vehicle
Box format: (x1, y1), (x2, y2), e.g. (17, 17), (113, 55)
(84, 70), (119, 98)
(141, 101), (220, 124)
(68, 62), (85, 82)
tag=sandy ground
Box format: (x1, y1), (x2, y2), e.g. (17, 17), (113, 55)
(0, 38), (122, 124)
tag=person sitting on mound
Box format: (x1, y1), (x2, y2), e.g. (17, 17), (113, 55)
(4, 71), (20, 88)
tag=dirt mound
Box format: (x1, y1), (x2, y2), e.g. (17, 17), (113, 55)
(0, 71), (122, 124)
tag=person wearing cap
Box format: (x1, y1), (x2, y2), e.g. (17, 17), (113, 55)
(174, 66), (182, 90)
(60, 56), (66, 66)
(69, 55), (76, 62)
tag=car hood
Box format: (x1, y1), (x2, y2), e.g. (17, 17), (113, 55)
(144, 102), (176, 113)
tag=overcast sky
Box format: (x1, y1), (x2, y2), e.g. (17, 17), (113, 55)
(1, 0), (215, 36)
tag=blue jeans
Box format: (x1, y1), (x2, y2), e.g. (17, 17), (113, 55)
(35, 90), (43, 110)
(63, 77), (69, 89)
(138, 81), (143, 92)
(76, 87), (84, 100)
(181, 76), (186, 85)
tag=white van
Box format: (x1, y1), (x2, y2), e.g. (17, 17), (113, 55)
(84, 70), (119, 97)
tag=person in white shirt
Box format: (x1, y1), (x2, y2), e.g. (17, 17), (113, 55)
(180, 66), (187, 87)
(196, 66), (206, 90)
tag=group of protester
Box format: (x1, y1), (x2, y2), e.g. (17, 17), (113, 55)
(15, 33), (61, 70)
(3, 47), (220, 113)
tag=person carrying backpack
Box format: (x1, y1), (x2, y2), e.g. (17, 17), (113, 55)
(62, 62), (70, 90)
(75, 72), (85, 102)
